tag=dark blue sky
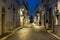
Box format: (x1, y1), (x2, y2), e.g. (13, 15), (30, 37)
(17, 0), (56, 23)
(27, 0), (40, 16)
(17, 0), (41, 16)
(17, 0), (56, 15)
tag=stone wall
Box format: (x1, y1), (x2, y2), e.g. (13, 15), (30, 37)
(0, 0), (20, 36)
(54, 0), (60, 37)
(58, 0), (60, 25)
(0, 0), (2, 35)
(54, 25), (60, 37)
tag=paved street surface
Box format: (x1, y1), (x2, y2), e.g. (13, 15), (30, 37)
(6, 25), (59, 40)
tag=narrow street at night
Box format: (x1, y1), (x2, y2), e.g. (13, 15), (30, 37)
(6, 24), (58, 40)
(0, 0), (60, 40)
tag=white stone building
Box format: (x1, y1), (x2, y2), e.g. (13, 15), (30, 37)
(58, 0), (60, 25)
(0, 0), (20, 36)
(53, 0), (60, 37)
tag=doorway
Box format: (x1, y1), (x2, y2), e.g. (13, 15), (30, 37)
(1, 7), (5, 34)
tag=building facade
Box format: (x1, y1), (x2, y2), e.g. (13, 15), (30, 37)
(0, 0), (20, 37)
(44, 0), (60, 37)
(53, 0), (60, 37)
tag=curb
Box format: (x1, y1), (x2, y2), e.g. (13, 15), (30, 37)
(47, 30), (60, 40)
(0, 27), (22, 40)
